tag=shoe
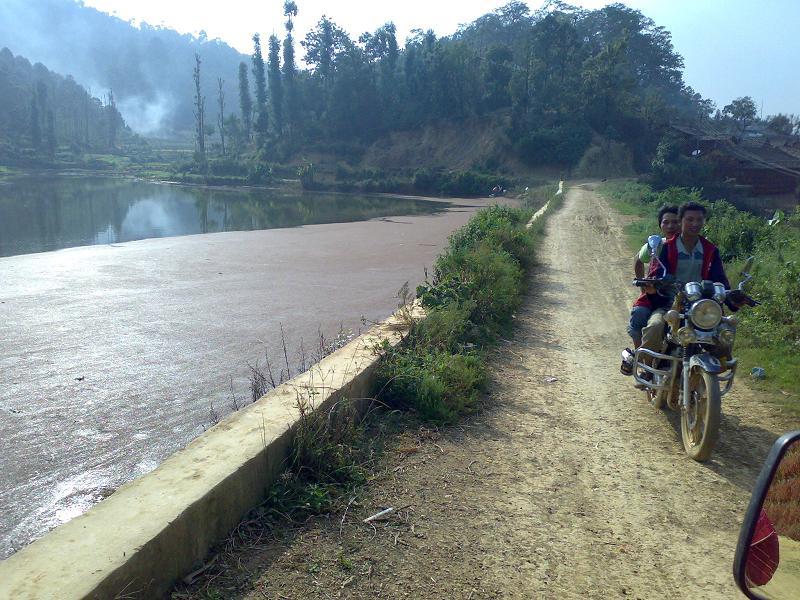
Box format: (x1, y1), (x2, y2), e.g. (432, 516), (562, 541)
(634, 370), (653, 390)
(620, 348), (634, 376)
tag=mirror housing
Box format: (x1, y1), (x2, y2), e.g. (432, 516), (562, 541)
(647, 234), (661, 254)
(738, 256), (755, 290)
(734, 431), (800, 598)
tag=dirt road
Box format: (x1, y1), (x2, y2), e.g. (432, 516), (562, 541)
(183, 183), (794, 599)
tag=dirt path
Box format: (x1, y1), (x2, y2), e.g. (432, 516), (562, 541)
(181, 183), (796, 599)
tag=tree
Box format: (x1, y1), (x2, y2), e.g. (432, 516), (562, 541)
(268, 35), (283, 134)
(238, 62), (252, 142)
(224, 113), (245, 155)
(767, 113), (797, 136)
(193, 53), (206, 165)
(251, 33), (268, 147)
(217, 78), (226, 156)
(282, 1), (299, 141)
(483, 44), (513, 110)
(302, 16), (352, 99)
(360, 22), (399, 126)
(46, 109), (56, 158)
(105, 89), (119, 149)
(30, 93), (41, 150)
(723, 96), (757, 135)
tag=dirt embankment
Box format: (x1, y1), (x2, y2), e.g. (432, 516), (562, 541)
(180, 183), (796, 599)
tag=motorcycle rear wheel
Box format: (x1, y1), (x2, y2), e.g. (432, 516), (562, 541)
(681, 369), (721, 462)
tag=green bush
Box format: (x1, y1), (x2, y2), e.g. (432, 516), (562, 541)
(411, 168), (507, 197)
(575, 140), (634, 178)
(514, 122), (592, 167)
(376, 204), (543, 423)
(378, 348), (486, 422)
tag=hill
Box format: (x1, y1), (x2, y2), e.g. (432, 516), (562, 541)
(0, 0), (247, 135)
(0, 47), (139, 163)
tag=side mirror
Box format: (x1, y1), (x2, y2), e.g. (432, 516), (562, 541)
(647, 234), (661, 255)
(734, 431), (800, 598)
(646, 234), (668, 278)
(741, 256), (755, 277)
(738, 256), (755, 290)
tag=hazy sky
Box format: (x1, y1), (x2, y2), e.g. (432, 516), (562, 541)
(83, 0), (799, 117)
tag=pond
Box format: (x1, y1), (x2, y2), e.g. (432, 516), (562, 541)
(0, 173), (501, 560)
(0, 174), (447, 257)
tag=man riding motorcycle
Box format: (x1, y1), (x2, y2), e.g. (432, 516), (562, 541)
(638, 201), (745, 360)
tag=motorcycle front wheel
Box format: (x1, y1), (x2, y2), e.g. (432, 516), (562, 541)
(681, 369), (721, 462)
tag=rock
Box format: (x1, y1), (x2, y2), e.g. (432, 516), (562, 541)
(750, 367), (766, 380)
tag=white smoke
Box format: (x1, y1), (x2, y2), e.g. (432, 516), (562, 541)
(116, 94), (176, 136)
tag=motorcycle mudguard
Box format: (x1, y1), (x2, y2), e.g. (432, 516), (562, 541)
(689, 353), (722, 374)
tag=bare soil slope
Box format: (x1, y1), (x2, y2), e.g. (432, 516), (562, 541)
(181, 183), (796, 599)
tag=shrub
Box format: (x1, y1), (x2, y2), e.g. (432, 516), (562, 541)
(574, 140), (634, 178)
(412, 168), (507, 197)
(514, 122), (592, 167)
(376, 204), (542, 423)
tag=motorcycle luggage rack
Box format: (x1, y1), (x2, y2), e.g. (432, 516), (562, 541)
(633, 348), (678, 390)
(719, 358), (738, 396)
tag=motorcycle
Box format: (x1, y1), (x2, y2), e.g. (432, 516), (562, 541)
(622, 234), (758, 462)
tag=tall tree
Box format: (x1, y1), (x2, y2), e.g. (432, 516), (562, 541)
(238, 62), (253, 142)
(193, 53), (206, 165)
(723, 96), (757, 135)
(268, 34), (284, 135)
(483, 44), (513, 110)
(106, 89), (119, 149)
(46, 109), (56, 158)
(217, 78), (226, 156)
(251, 33), (268, 147)
(30, 93), (41, 150)
(361, 22), (399, 127)
(282, 1), (299, 141)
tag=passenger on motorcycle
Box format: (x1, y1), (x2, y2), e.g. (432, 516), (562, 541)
(626, 204), (680, 349)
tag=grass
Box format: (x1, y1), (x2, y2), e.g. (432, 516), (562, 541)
(0, 165), (21, 177)
(600, 180), (800, 414)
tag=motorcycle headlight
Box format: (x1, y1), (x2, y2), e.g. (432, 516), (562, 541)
(689, 299), (722, 329)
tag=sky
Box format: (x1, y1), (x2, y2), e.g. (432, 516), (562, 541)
(82, 0), (799, 117)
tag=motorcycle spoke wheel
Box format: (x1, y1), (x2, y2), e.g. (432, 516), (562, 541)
(681, 370), (721, 462)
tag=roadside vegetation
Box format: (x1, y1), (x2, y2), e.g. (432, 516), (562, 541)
(601, 180), (800, 412)
(175, 184), (559, 597)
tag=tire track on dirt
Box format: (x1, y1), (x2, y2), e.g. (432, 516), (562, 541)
(474, 182), (789, 598)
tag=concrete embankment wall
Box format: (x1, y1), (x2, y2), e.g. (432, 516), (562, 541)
(0, 306), (422, 600)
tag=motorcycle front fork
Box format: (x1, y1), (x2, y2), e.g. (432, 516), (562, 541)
(680, 354), (690, 410)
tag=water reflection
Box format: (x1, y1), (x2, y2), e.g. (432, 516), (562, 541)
(0, 175), (449, 258)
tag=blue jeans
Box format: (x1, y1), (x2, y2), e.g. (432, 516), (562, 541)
(627, 306), (652, 345)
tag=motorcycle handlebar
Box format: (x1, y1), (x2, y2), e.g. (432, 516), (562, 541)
(632, 278), (675, 289)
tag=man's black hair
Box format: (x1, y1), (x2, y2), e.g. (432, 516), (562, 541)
(657, 204), (678, 225)
(678, 201), (707, 220)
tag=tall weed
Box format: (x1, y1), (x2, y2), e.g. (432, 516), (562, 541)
(376, 204), (542, 423)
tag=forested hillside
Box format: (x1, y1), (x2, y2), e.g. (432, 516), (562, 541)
(221, 0), (713, 177)
(0, 47), (135, 163)
(0, 0), (246, 134)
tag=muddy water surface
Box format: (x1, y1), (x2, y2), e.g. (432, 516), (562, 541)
(0, 176), (510, 558)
